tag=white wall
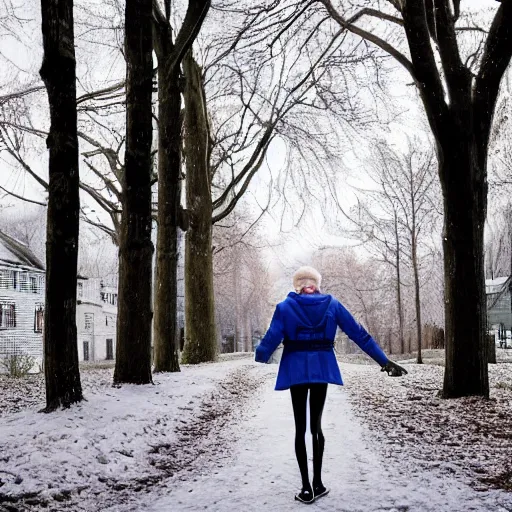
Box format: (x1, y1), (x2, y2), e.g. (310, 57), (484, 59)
(0, 267), (45, 370)
(76, 301), (117, 362)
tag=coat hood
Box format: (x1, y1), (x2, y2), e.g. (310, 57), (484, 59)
(284, 292), (333, 328)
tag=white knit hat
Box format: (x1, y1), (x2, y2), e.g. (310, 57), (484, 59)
(293, 266), (322, 293)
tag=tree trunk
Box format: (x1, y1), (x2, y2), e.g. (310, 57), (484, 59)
(394, 211), (405, 354)
(233, 247), (241, 353)
(245, 314), (252, 352)
(40, 0), (83, 411)
(153, 61), (181, 372)
(387, 328), (393, 355)
(487, 334), (497, 364)
(113, 0), (153, 384)
(441, 138), (489, 398)
(181, 51), (217, 364)
(411, 233), (423, 364)
(412, 244), (423, 364)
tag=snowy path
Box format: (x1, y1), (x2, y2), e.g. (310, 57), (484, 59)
(116, 365), (512, 512)
(2, 361), (512, 511)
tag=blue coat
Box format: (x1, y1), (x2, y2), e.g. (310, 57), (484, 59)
(255, 292), (389, 390)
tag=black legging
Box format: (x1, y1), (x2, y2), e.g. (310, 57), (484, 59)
(290, 383), (328, 491)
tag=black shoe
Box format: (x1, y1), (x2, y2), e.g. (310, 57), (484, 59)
(313, 484), (329, 500)
(295, 488), (315, 504)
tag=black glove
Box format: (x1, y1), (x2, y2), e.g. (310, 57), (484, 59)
(381, 360), (408, 377)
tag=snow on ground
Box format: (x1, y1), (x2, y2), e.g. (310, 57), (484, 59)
(1, 356), (512, 511)
(342, 361), (512, 495)
(111, 363), (512, 512)
(0, 357), (267, 510)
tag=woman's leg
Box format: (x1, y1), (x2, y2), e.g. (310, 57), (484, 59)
(289, 384), (311, 493)
(309, 383), (328, 490)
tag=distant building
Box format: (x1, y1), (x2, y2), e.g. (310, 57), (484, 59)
(0, 231), (45, 368)
(76, 277), (118, 362)
(1, 223), (188, 367)
(0, 230), (119, 368)
(486, 276), (512, 348)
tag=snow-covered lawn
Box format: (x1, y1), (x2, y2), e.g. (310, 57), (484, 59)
(0, 357), (266, 510)
(1, 356), (512, 511)
(342, 361), (512, 494)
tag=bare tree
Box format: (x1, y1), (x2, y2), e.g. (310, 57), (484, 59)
(313, 247), (396, 353)
(212, 211), (273, 353)
(305, 0), (512, 398)
(356, 142), (440, 363)
(151, 0), (211, 373)
(343, 188), (407, 354)
(113, 0), (154, 385)
(180, 4), (371, 362)
(39, 0), (83, 411)
(180, 50), (217, 363)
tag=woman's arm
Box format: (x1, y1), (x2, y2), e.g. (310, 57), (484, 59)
(255, 305), (284, 363)
(335, 301), (389, 367)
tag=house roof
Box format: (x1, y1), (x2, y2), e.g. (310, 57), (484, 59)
(0, 230), (45, 271)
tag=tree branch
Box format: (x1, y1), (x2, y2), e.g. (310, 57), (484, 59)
(211, 125), (274, 211)
(0, 130), (49, 190)
(0, 86), (45, 105)
(165, 0), (211, 79)
(400, 1), (449, 139)
(0, 184), (46, 206)
(317, 0), (414, 76)
(433, 0), (468, 100)
(79, 181), (120, 215)
(80, 210), (118, 245)
(474, 0), (512, 149)
(212, 138), (271, 224)
(76, 80), (125, 105)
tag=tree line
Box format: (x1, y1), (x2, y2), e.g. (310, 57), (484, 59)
(0, 0), (511, 410)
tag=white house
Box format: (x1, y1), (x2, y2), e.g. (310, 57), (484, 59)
(0, 225), (190, 366)
(0, 230), (119, 368)
(76, 277), (118, 362)
(0, 231), (45, 369)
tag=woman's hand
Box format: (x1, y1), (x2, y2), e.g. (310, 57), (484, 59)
(381, 360), (408, 377)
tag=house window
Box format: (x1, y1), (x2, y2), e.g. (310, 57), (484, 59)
(0, 302), (16, 329)
(106, 339), (114, 360)
(83, 341), (90, 361)
(84, 313), (93, 331)
(34, 304), (44, 333)
(19, 272), (28, 292)
(30, 276), (38, 294)
(102, 292), (118, 306)
(0, 270), (14, 290)
(77, 282), (83, 299)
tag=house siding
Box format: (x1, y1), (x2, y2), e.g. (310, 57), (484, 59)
(77, 279), (118, 363)
(0, 266), (45, 369)
(486, 277), (512, 329)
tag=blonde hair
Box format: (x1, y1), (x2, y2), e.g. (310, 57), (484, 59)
(293, 266), (322, 293)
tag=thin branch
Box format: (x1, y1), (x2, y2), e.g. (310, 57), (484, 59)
(0, 184), (46, 206)
(474, 0), (512, 148)
(317, 0), (414, 76)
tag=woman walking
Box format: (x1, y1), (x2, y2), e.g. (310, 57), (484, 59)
(255, 266), (407, 504)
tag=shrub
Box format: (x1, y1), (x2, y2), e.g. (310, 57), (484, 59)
(1, 353), (36, 378)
